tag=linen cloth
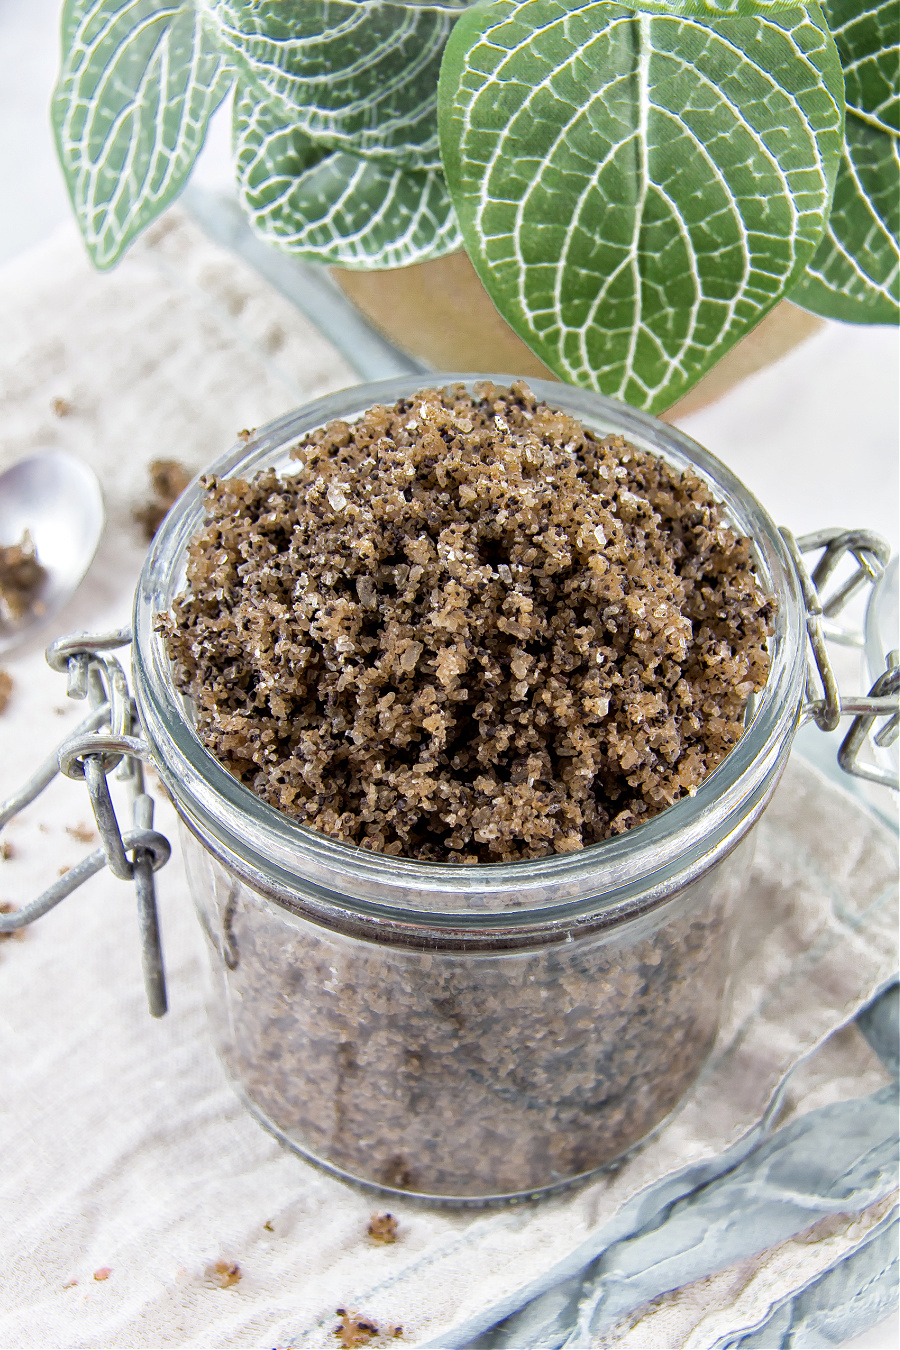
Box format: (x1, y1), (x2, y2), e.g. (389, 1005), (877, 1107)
(0, 213), (897, 1349)
(458, 989), (898, 1349)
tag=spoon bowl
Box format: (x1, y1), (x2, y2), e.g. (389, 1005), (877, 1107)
(0, 451), (104, 654)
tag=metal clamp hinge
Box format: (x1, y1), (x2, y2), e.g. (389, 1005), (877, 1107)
(783, 529), (898, 790)
(0, 628), (172, 1016)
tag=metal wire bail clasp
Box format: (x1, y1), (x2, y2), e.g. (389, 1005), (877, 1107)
(783, 528), (899, 790)
(0, 628), (172, 1016)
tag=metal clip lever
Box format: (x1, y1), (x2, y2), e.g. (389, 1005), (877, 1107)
(133, 792), (168, 1017)
(838, 655), (900, 790)
(784, 528), (899, 790)
(0, 629), (173, 1017)
(62, 728), (171, 1018)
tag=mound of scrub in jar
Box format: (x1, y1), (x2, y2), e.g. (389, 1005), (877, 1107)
(162, 382), (773, 862)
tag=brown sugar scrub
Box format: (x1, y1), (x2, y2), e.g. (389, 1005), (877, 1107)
(186, 840), (738, 1196)
(164, 382), (773, 862)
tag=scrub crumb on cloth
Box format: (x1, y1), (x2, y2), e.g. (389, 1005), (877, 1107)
(205, 1259), (241, 1288)
(333, 1309), (384, 1346)
(134, 458), (191, 541)
(0, 901), (24, 941)
(367, 1213), (399, 1243)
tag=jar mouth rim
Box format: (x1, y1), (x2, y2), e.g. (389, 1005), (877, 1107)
(133, 374), (806, 925)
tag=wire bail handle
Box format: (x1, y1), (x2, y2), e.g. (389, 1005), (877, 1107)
(0, 628), (171, 1016)
(783, 528), (899, 789)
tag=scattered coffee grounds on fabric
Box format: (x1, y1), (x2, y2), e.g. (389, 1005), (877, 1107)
(367, 1213), (398, 1244)
(333, 1310), (380, 1347)
(65, 822), (96, 844)
(164, 382), (772, 862)
(135, 459), (191, 541)
(0, 901), (25, 942)
(205, 1259), (241, 1288)
(0, 532), (46, 625)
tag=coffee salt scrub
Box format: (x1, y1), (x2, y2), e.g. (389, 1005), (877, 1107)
(164, 383), (772, 861)
(165, 382), (775, 1199)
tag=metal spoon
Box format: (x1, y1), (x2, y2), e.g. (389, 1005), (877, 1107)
(0, 451), (104, 654)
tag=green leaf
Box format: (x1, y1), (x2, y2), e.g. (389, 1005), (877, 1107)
(53, 1), (234, 270)
(819, 0), (899, 136)
(202, 0), (469, 170)
(791, 3), (899, 320)
(233, 82), (462, 268)
(792, 113), (899, 321)
(599, 1), (806, 11)
(439, 0), (844, 412)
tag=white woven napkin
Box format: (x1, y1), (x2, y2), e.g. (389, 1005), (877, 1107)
(0, 215), (896, 1350)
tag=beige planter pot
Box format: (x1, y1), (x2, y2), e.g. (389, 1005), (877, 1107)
(332, 250), (823, 419)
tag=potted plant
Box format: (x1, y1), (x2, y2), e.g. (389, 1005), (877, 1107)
(52, 1), (898, 414)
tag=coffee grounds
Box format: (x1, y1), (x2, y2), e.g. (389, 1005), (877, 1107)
(134, 459), (192, 541)
(196, 848), (735, 1197)
(163, 382), (772, 862)
(0, 532), (46, 626)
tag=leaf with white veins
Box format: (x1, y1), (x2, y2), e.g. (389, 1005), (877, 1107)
(792, 113), (899, 321)
(593, 1), (805, 11)
(203, 0), (470, 171)
(234, 82), (462, 267)
(53, 0), (233, 269)
(820, 0), (899, 136)
(439, 0), (844, 411)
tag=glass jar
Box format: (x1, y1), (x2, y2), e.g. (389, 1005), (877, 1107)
(131, 375), (806, 1203)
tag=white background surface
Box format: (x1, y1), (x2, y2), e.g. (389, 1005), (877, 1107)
(0, 2), (897, 1347)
